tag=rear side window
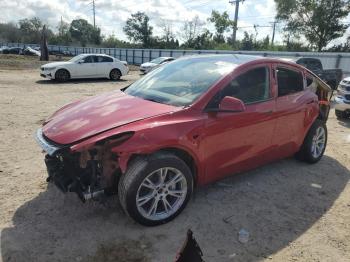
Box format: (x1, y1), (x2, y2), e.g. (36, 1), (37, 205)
(98, 56), (113, 62)
(277, 67), (304, 96)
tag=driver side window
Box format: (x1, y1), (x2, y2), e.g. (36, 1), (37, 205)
(223, 67), (270, 104)
(82, 56), (94, 63)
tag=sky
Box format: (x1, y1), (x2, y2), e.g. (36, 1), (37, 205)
(0, 0), (349, 45)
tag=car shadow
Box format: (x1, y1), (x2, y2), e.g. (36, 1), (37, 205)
(1, 156), (349, 261)
(36, 78), (127, 85)
(337, 118), (350, 128)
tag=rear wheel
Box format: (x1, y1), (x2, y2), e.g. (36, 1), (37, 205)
(110, 69), (121, 81)
(55, 69), (70, 82)
(118, 152), (193, 226)
(296, 120), (327, 163)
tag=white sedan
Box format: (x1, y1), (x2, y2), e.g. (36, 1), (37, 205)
(139, 57), (175, 74)
(40, 54), (129, 82)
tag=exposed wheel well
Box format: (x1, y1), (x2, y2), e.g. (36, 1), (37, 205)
(126, 148), (198, 186)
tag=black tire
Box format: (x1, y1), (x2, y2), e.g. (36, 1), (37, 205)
(296, 120), (327, 164)
(110, 69), (121, 81)
(335, 110), (347, 119)
(118, 152), (193, 226)
(55, 69), (70, 82)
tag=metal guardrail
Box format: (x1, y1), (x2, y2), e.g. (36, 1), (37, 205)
(2, 42), (350, 74)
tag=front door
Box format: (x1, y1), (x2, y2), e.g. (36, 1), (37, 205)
(77, 55), (98, 78)
(200, 65), (277, 184)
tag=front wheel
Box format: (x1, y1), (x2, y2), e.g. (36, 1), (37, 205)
(296, 120), (327, 163)
(118, 152), (193, 226)
(55, 69), (70, 82)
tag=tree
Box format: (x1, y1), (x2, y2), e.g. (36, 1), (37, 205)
(19, 17), (44, 43)
(180, 16), (203, 46)
(275, 0), (350, 51)
(241, 31), (255, 50)
(69, 19), (101, 46)
(123, 12), (153, 47)
(0, 23), (21, 43)
(192, 30), (215, 49)
(50, 20), (72, 45)
(159, 21), (175, 43)
(208, 10), (234, 43)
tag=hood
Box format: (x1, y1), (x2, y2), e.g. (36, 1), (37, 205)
(42, 91), (179, 145)
(141, 62), (157, 68)
(42, 61), (73, 68)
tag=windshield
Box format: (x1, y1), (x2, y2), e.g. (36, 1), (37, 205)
(125, 56), (236, 106)
(150, 57), (168, 64)
(69, 54), (85, 62)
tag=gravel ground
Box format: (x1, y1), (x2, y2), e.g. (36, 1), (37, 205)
(0, 65), (350, 262)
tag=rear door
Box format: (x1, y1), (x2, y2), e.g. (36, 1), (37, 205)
(96, 56), (114, 77)
(272, 65), (317, 157)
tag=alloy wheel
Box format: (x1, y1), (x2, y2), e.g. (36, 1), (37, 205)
(311, 126), (326, 158)
(136, 167), (187, 221)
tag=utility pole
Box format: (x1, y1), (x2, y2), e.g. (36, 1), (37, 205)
(92, 0), (96, 28)
(229, 0), (244, 45)
(60, 16), (63, 36)
(270, 21), (278, 46)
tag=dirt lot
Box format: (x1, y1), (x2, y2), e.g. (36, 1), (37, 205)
(0, 56), (350, 262)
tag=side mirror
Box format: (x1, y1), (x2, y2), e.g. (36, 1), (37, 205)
(77, 60), (83, 64)
(217, 96), (246, 113)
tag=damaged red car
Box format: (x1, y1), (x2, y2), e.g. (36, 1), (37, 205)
(35, 54), (331, 226)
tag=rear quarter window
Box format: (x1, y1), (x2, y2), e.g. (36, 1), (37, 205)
(277, 67), (304, 96)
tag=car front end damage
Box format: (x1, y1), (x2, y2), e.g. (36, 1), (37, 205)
(35, 128), (132, 202)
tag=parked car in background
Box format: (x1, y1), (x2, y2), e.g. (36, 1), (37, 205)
(40, 54), (129, 82)
(0, 46), (9, 53)
(49, 50), (74, 57)
(140, 57), (175, 74)
(23, 46), (40, 56)
(295, 57), (342, 90)
(2, 47), (23, 55)
(35, 54), (331, 226)
(334, 76), (350, 119)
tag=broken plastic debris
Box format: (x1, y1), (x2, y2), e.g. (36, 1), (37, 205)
(238, 229), (249, 243)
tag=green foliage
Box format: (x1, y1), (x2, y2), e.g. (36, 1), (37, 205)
(123, 12), (153, 47)
(101, 35), (140, 48)
(0, 23), (21, 43)
(275, 0), (350, 51)
(0, 9), (348, 53)
(50, 20), (72, 45)
(326, 36), (350, 52)
(208, 10), (234, 43)
(19, 17), (45, 43)
(69, 19), (102, 46)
